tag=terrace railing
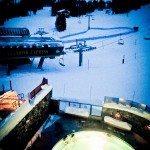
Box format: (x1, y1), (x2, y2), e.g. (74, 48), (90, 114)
(54, 99), (103, 117)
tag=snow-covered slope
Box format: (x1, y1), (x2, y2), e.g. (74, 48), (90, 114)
(0, 5), (150, 106)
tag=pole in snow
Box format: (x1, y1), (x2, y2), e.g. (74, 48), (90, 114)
(122, 55), (125, 64)
(102, 41), (104, 49)
(6, 64), (10, 75)
(135, 39), (137, 45)
(10, 80), (12, 90)
(90, 85), (92, 100)
(79, 48), (83, 66)
(63, 84), (66, 97)
(88, 59), (89, 70)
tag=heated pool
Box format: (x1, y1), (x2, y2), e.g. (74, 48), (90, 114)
(52, 131), (134, 150)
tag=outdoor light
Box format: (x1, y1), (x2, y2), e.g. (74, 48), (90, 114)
(52, 131), (134, 150)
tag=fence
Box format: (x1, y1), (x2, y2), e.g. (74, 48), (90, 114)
(57, 99), (102, 117)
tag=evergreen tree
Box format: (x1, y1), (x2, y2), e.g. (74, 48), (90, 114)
(55, 13), (66, 31)
(87, 1), (94, 13)
(99, 0), (105, 10)
(80, 0), (87, 15)
(93, 0), (98, 10)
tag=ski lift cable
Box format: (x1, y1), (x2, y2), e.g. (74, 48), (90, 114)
(90, 31), (130, 47)
(89, 28), (146, 51)
(59, 47), (146, 73)
(84, 24), (149, 48)
(82, 31), (127, 47)
(89, 40), (148, 66)
(61, 27), (149, 69)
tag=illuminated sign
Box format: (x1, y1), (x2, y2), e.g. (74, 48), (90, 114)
(0, 47), (63, 59)
(0, 35), (64, 59)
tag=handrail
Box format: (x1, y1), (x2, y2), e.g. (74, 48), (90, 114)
(29, 77), (48, 99)
(55, 99), (102, 117)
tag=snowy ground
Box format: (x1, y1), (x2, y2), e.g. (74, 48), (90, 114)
(0, 5), (150, 106)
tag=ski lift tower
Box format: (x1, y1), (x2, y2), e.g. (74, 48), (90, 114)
(86, 14), (93, 30)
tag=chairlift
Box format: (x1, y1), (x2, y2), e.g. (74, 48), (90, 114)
(91, 16), (94, 20)
(59, 57), (65, 66)
(118, 39), (124, 45)
(118, 34), (124, 45)
(144, 33), (150, 40)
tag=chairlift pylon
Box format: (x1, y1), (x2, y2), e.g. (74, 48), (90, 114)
(59, 57), (65, 66)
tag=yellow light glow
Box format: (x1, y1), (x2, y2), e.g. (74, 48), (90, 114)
(52, 131), (134, 150)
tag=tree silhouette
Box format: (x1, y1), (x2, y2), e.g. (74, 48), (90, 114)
(99, 0), (105, 10)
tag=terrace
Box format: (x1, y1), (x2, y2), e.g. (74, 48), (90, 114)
(0, 78), (149, 150)
(28, 97), (150, 150)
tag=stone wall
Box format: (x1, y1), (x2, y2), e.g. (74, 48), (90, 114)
(0, 90), (52, 150)
(102, 107), (150, 142)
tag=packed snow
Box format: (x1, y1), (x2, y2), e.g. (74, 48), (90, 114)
(0, 5), (150, 106)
